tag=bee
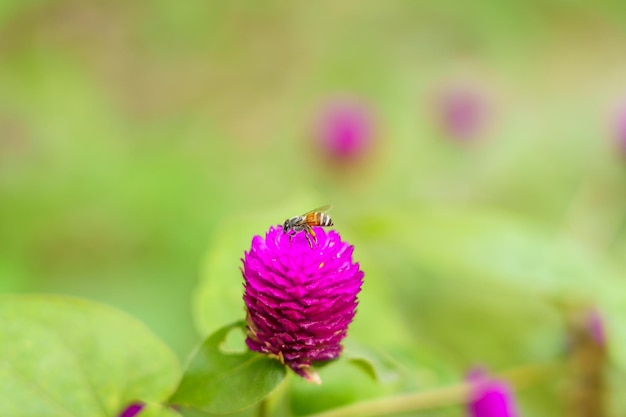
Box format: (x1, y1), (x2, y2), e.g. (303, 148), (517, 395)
(282, 205), (334, 248)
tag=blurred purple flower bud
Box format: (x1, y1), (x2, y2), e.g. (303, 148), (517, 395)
(242, 226), (364, 383)
(467, 368), (519, 417)
(586, 308), (606, 347)
(315, 97), (375, 162)
(612, 101), (626, 154)
(119, 403), (143, 417)
(437, 86), (489, 142)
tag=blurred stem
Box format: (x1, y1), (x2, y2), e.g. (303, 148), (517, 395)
(563, 308), (607, 417)
(304, 382), (469, 417)
(496, 362), (562, 390)
(304, 363), (560, 417)
(257, 398), (269, 417)
(257, 375), (290, 417)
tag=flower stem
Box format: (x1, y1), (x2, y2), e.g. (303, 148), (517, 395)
(304, 382), (470, 417)
(303, 363), (559, 417)
(257, 397), (269, 417)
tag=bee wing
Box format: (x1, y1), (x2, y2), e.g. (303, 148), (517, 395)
(301, 204), (332, 216)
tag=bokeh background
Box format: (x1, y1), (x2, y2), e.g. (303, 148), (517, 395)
(4, 1), (626, 415)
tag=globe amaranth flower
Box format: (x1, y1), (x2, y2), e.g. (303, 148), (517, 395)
(315, 97), (375, 163)
(466, 368), (519, 417)
(242, 225), (364, 383)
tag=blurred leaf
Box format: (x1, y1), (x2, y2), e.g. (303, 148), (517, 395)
(137, 403), (182, 417)
(192, 216), (259, 339)
(395, 206), (605, 298)
(193, 198), (328, 337)
(0, 295), (180, 417)
(173, 406), (259, 417)
(353, 206), (602, 367)
(289, 340), (460, 416)
(347, 248), (416, 350)
(342, 341), (401, 383)
(289, 358), (389, 417)
(169, 321), (286, 415)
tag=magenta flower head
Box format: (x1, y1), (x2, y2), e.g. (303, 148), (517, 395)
(241, 225), (364, 383)
(436, 85), (489, 142)
(466, 368), (519, 417)
(314, 96), (375, 163)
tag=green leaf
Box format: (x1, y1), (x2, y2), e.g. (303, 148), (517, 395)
(169, 321), (286, 414)
(137, 403), (182, 417)
(0, 295), (180, 417)
(342, 341), (400, 383)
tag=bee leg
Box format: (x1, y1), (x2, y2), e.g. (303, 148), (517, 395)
(305, 233), (313, 248)
(305, 225), (316, 248)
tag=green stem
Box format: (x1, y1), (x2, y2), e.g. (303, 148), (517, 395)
(304, 363), (559, 417)
(304, 382), (469, 417)
(255, 372), (290, 417)
(257, 397), (269, 417)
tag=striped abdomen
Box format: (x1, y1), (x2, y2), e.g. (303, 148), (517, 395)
(304, 211), (334, 227)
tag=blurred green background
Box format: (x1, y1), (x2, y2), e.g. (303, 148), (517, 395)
(3, 1), (626, 414)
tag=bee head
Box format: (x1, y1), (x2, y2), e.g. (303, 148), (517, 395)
(282, 219), (290, 232)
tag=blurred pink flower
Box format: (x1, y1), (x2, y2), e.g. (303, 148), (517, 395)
(315, 97), (375, 162)
(437, 86), (489, 141)
(467, 368), (519, 417)
(586, 308), (606, 347)
(612, 101), (626, 154)
(242, 225), (364, 383)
